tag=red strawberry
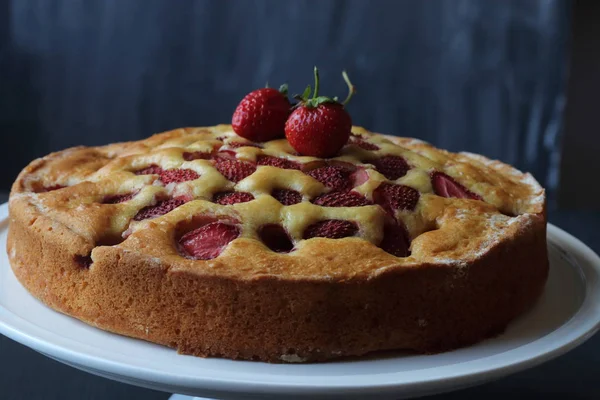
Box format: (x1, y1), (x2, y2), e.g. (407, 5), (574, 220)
(351, 168), (370, 187)
(217, 149), (237, 158)
(372, 156), (410, 180)
(136, 165), (163, 176)
(431, 171), (482, 200)
(103, 192), (138, 204)
(38, 184), (66, 193)
(160, 168), (200, 184)
(303, 219), (358, 239)
(379, 221), (410, 257)
(213, 191), (254, 205)
(179, 222), (240, 260)
(232, 86), (291, 142)
(373, 182), (420, 213)
(312, 191), (371, 207)
(183, 151), (212, 161)
(259, 224), (294, 253)
(306, 166), (353, 192)
(213, 157), (257, 182)
(271, 189), (303, 205)
(227, 141), (262, 149)
(285, 68), (355, 157)
(286, 103), (351, 158)
(74, 254), (93, 269)
(256, 155), (301, 170)
(133, 197), (188, 221)
(350, 136), (379, 151)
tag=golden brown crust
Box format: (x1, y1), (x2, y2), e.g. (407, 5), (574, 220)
(6, 126), (549, 362)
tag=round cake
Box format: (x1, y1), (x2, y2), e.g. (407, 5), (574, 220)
(6, 125), (548, 362)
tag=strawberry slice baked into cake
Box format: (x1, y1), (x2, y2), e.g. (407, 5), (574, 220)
(7, 69), (548, 363)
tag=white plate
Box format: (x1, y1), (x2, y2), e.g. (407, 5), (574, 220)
(1, 202), (599, 400)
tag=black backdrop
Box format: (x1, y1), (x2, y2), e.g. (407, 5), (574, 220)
(0, 0), (571, 199)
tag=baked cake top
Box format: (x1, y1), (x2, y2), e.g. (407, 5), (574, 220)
(9, 124), (545, 279)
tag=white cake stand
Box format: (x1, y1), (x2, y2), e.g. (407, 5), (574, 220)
(1, 202), (600, 400)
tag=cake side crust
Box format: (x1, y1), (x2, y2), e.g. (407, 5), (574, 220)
(7, 193), (548, 363)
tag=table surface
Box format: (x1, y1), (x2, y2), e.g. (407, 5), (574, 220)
(1, 192), (599, 400)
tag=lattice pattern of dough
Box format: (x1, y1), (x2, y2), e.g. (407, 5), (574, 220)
(10, 125), (545, 276)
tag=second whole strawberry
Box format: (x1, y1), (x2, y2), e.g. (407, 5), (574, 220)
(285, 68), (356, 158)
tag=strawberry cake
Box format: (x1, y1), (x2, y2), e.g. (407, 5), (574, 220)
(6, 124), (548, 363)
(6, 70), (548, 362)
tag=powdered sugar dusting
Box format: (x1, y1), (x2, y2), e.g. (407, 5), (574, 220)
(428, 211), (528, 266)
(520, 173), (545, 206)
(460, 152), (544, 207)
(280, 353), (307, 363)
(429, 258), (470, 267)
(8, 192), (33, 204)
(397, 137), (430, 146)
(475, 214), (526, 259)
(469, 216), (511, 259)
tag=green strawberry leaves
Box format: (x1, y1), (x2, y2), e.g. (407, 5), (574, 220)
(278, 83), (289, 96)
(293, 67), (355, 109)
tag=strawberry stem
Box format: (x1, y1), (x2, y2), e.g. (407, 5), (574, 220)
(341, 71), (356, 105)
(294, 67), (356, 109)
(279, 83), (289, 96)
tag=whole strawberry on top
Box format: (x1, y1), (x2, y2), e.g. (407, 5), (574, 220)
(285, 67), (356, 158)
(232, 84), (291, 142)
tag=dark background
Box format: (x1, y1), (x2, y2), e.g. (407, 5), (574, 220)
(0, 0), (571, 204)
(2, 0), (600, 399)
